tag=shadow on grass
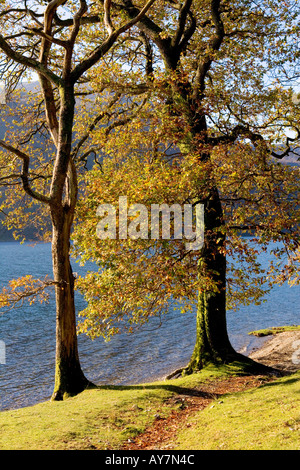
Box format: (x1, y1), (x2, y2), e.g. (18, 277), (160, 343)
(85, 365), (300, 399)
(258, 375), (300, 390)
(89, 382), (215, 399)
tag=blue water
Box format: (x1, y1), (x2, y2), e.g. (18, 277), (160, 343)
(0, 241), (299, 411)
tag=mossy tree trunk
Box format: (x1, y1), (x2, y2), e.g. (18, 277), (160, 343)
(50, 84), (90, 400)
(185, 188), (238, 372)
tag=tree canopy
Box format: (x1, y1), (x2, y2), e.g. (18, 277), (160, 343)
(0, 0), (299, 393)
(0, 0), (159, 399)
(71, 0), (300, 373)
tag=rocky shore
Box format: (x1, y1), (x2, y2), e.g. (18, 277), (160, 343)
(249, 330), (300, 373)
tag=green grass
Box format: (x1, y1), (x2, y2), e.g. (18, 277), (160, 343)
(0, 384), (170, 450)
(0, 366), (299, 450)
(249, 325), (300, 337)
(0, 366), (227, 450)
(175, 371), (300, 450)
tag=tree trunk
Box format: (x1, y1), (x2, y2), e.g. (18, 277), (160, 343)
(51, 208), (90, 401)
(184, 187), (277, 375)
(185, 187), (236, 371)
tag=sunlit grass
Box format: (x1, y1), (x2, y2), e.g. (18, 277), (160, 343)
(175, 371), (300, 450)
(249, 325), (300, 337)
(0, 366), (299, 450)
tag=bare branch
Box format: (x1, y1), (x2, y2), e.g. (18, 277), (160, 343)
(172, 0), (193, 48)
(104, 0), (114, 35)
(39, 0), (65, 71)
(63, 0), (88, 77)
(69, 0), (88, 45)
(70, 0), (156, 82)
(25, 26), (68, 48)
(193, 0), (225, 100)
(65, 158), (78, 211)
(0, 140), (50, 204)
(0, 34), (62, 86)
(38, 76), (59, 147)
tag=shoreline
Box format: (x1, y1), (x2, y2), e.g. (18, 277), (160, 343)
(248, 329), (300, 373)
(162, 329), (300, 381)
(1, 329), (299, 414)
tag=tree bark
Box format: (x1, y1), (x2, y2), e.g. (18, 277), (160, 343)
(51, 207), (90, 400)
(50, 83), (91, 400)
(184, 187), (278, 374)
(185, 188), (237, 372)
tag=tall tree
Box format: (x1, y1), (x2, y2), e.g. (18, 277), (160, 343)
(73, 0), (300, 373)
(0, 0), (156, 400)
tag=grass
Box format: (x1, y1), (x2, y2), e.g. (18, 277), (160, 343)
(175, 371), (300, 450)
(0, 384), (170, 450)
(0, 365), (299, 450)
(0, 365), (226, 450)
(248, 325), (300, 337)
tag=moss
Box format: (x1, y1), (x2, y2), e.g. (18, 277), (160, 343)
(249, 325), (300, 337)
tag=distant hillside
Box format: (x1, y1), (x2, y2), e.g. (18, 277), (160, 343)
(0, 81), (44, 241)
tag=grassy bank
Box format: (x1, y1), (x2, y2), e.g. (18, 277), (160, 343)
(176, 371), (300, 450)
(0, 365), (299, 450)
(249, 325), (300, 337)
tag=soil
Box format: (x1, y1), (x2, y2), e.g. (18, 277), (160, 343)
(121, 330), (300, 451)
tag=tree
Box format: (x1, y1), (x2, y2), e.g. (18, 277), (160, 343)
(0, 0), (156, 400)
(73, 0), (300, 374)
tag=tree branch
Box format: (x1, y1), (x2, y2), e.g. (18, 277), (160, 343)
(193, 0), (225, 100)
(69, 0), (88, 45)
(103, 95), (148, 136)
(70, 0), (156, 82)
(208, 124), (264, 146)
(72, 92), (122, 160)
(0, 275), (57, 311)
(38, 76), (59, 147)
(35, 2), (68, 147)
(64, 0), (88, 77)
(209, 123), (300, 161)
(104, 0), (114, 35)
(172, 0), (193, 48)
(271, 127), (300, 160)
(25, 27), (68, 48)
(117, 0), (170, 62)
(0, 140), (50, 204)
(139, 31), (154, 78)
(0, 32), (62, 86)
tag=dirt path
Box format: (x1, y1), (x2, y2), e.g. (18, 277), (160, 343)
(122, 330), (300, 451)
(122, 375), (274, 450)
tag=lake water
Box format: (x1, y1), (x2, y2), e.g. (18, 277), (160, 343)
(0, 241), (299, 412)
